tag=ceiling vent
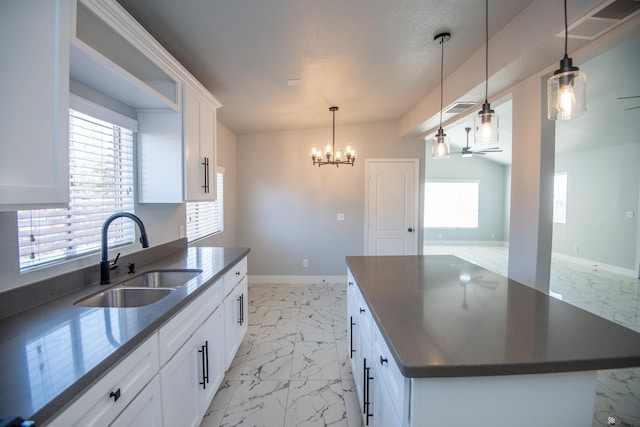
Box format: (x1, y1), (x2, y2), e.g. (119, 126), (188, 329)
(443, 102), (476, 115)
(559, 0), (640, 40)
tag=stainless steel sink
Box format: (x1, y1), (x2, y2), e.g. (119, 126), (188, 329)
(75, 287), (175, 308)
(119, 269), (202, 288)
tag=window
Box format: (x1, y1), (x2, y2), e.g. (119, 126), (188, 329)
(425, 181), (479, 228)
(17, 107), (135, 270)
(553, 172), (567, 224)
(186, 170), (224, 242)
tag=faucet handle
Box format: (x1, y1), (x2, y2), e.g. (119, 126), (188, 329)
(109, 252), (121, 271)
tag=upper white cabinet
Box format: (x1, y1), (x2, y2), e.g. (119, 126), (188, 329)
(70, 0), (221, 204)
(138, 83), (220, 203)
(0, 0), (71, 210)
(183, 84), (218, 202)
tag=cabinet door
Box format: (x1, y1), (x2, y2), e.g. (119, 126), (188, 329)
(371, 371), (401, 427)
(360, 332), (374, 427)
(223, 276), (248, 370)
(0, 0), (70, 210)
(197, 306), (225, 414)
(110, 376), (162, 427)
(159, 335), (201, 427)
(183, 84), (217, 202)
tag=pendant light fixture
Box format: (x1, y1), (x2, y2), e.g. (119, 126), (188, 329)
(432, 32), (451, 159)
(310, 106), (356, 167)
(474, 0), (499, 149)
(547, 0), (587, 120)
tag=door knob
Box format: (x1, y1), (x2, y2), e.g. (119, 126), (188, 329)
(408, 228), (413, 232)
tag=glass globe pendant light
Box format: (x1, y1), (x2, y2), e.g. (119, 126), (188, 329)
(547, 0), (587, 120)
(474, 0), (499, 149)
(432, 32), (451, 159)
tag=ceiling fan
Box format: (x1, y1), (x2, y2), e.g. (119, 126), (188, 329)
(454, 127), (502, 157)
(617, 95), (640, 111)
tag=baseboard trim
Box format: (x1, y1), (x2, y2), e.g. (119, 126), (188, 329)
(248, 275), (347, 285)
(424, 240), (508, 247)
(552, 252), (638, 278)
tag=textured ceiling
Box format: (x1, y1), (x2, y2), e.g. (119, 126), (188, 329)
(115, 0), (535, 134)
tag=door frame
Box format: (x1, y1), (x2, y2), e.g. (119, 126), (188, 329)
(364, 158), (420, 255)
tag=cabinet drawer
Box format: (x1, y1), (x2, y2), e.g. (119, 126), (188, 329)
(158, 279), (223, 366)
(354, 286), (372, 344)
(372, 328), (409, 425)
(48, 335), (158, 427)
(224, 256), (247, 296)
(110, 375), (162, 427)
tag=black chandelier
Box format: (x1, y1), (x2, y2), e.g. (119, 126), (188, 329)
(310, 107), (356, 167)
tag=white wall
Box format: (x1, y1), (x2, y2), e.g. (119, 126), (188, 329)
(553, 143), (640, 271)
(236, 120), (424, 276)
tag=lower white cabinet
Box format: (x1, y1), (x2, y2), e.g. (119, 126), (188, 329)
(159, 296), (225, 427)
(348, 267), (409, 427)
(110, 376), (162, 427)
(47, 335), (159, 427)
(223, 275), (248, 370)
(47, 256), (247, 427)
(198, 307), (225, 412)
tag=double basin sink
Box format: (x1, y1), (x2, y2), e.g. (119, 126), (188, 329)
(74, 269), (202, 308)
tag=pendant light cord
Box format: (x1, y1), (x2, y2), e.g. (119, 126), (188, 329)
(485, 0), (489, 103)
(439, 36), (444, 128)
(563, 0), (568, 56)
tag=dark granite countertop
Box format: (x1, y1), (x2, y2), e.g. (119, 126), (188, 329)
(346, 255), (640, 378)
(0, 246), (250, 425)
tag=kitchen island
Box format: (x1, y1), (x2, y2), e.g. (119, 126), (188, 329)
(346, 255), (640, 427)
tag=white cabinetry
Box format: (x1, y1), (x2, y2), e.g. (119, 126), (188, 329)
(223, 277), (248, 369)
(47, 335), (159, 427)
(110, 376), (163, 427)
(48, 255), (248, 427)
(223, 258), (248, 370)
(159, 278), (224, 427)
(0, 0), (70, 210)
(183, 83), (217, 202)
(137, 83), (220, 203)
(348, 268), (409, 427)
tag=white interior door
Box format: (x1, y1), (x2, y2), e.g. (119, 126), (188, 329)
(365, 159), (419, 255)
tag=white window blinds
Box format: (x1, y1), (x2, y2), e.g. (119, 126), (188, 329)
(186, 171), (224, 242)
(17, 109), (135, 270)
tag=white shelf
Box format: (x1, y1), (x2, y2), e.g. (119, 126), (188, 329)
(70, 39), (179, 111)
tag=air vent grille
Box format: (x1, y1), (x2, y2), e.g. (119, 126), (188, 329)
(593, 0), (640, 20)
(444, 102), (476, 114)
(563, 0), (640, 40)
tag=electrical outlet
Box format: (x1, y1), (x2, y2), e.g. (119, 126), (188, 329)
(303, 259), (309, 268)
(337, 213), (345, 221)
(626, 211), (635, 219)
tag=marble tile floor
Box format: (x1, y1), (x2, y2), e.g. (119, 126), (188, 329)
(200, 282), (363, 427)
(425, 244), (640, 427)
